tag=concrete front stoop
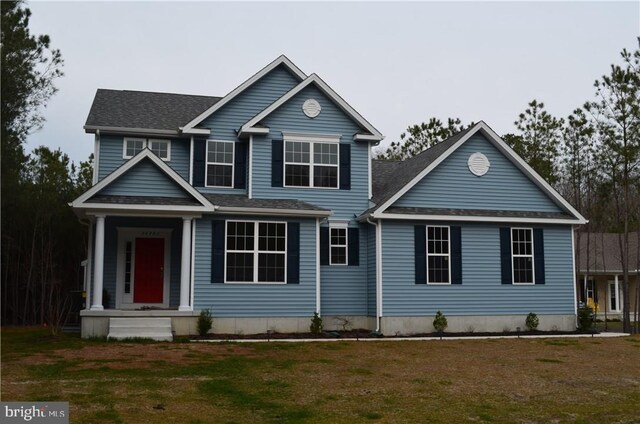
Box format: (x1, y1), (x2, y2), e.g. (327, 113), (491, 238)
(107, 317), (173, 341)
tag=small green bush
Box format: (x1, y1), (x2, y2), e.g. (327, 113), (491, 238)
(433, 311), (448, 333)
(525, 312), (539, 331)
(310, 312), (323, 334)
(577, 305), (594, 332)
(197, 309), (213, 336)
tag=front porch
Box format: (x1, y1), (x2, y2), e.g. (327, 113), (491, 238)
(80, 309), (200, 338)
(579, 273), (639, 320)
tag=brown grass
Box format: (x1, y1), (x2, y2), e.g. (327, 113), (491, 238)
(2, 327), (639, 423)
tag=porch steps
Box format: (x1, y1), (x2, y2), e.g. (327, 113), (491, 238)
(107, 317), (173, 341)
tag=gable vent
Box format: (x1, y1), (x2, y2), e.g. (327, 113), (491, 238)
(303, 99), (321, 118)
(468, 152), (490, 176)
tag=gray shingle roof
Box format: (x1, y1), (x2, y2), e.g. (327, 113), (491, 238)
(85, 89), (222, 131)
(88, 195), (202, 206)
(578, 232), (640, 272)
(203, 194), (330, 213)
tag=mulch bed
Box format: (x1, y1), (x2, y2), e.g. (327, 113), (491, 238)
(192, 329), (596, 340)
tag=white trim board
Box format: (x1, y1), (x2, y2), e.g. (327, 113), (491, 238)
(70, 149), (216, 212)
(181, 55), (307, 133)
(371, 121), (586, 224)
(239, 74), (384, 142)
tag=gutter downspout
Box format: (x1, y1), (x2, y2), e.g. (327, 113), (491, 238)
(367, 217), (382, 332)
(316, 218), (321, 315)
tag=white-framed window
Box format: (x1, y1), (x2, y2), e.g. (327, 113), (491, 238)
(427, 226), (450, 284)
(123, 137), (170, 160)
(123, 137), (146, 158)
(511, 228), (534, 284)
(284, 136), (339, 188)
(329, 225), (348, 265)
(149, 139), (170, 160)
(225, 221), (286, 283)
(206, 140), (234, 187)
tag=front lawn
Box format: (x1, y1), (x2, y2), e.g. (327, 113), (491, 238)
(2, 327), (639, 423)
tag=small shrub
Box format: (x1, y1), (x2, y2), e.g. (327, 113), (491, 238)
(577, 305), (594, 332)
(525, 312), (539, 331)
(433, 311), (448, 333)
(310, 312), (323, 334)
(197, 309), (213, 336)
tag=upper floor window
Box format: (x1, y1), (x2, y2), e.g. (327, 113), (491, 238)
(123, 137), (170, 160)
(284, 137), (339, 188)
(427, 226), (450, 284)
(511, 228), (534, 284)
(206, 140), (234, 187)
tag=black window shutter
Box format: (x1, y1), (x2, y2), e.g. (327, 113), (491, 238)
(193, 138), (207, 187)
(339, 143), (351, 190)
(211, 220), (225, 283)
(234, 141), (247, 189)
(415, 225), (426, 284)
(320, 227), (329, 265)
(533, 228), (545, 285)
(287, 222), (300, 284)
(500, 227), (512, 285)
(271, 140), (283, 187)
(450, 226), (462, 284)
(348, 227), (359, 266)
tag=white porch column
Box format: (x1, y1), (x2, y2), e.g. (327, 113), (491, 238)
(91, 215), (106, 310)
(179, 217), (193, 311)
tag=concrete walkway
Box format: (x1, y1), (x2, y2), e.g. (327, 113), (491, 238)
(192, 332), (630, 343)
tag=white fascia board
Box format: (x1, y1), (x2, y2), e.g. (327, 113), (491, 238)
(354, 133), (384, 142)
(180, 128), (211, 135)
(84, 125), (179, 136)
(577, 269), (640, 275)
(374, 121), (587, 224)
(78, 203), (208, 214)
(215, 206), (332, 217)
(240, 74), (384, 141)
(181, 55), (307, 132)
(240, 127), (270, 136)
(70, 149), (215, 211)
(372, 212), (586, 225)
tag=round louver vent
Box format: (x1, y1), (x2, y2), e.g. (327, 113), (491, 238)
(468, 152), (490, 176)
(302, 99), (321, 118)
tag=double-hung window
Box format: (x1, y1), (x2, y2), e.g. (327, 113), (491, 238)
(284, 137), (338, 188)
(427, 226), (450, 284)
(511, 228), (534, 284)
(330, 226), (347, 265)
(206, 140), (234, 187)
(226, 221), (286, 283)
(123, 137), (170, 160)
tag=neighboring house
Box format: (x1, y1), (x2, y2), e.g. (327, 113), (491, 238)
(71, 55), (587, 339)
(577, 232), (639, 319)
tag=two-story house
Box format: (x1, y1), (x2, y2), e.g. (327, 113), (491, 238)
(72, 55), (587, 339)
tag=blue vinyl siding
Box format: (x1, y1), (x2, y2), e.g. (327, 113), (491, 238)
(251, 85), (370, 220)
(101, 217), (182, 309)
(193, 215), (317, 317)
(392, 134), (563, 213)
(321, 224), (368, 316)
(97, 135), (190, 181)
(194, 65), (300, 195)
(366, 225), (377, 316)
(381, 221), (575, 316)
(99, 159), (190, 198)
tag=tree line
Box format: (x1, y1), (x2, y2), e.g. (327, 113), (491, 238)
(377, 47), (640, 333)
(2, 1), (92, 330)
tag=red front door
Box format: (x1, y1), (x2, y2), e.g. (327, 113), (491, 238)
(133, 238), (165, 303)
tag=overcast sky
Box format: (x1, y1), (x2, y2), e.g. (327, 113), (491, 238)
(26, 1), (639, 164)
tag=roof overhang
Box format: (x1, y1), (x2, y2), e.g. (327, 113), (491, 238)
(360, 212), (585, 225)
(70, 149), (216, 215)
(238, 74), (384, 142)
